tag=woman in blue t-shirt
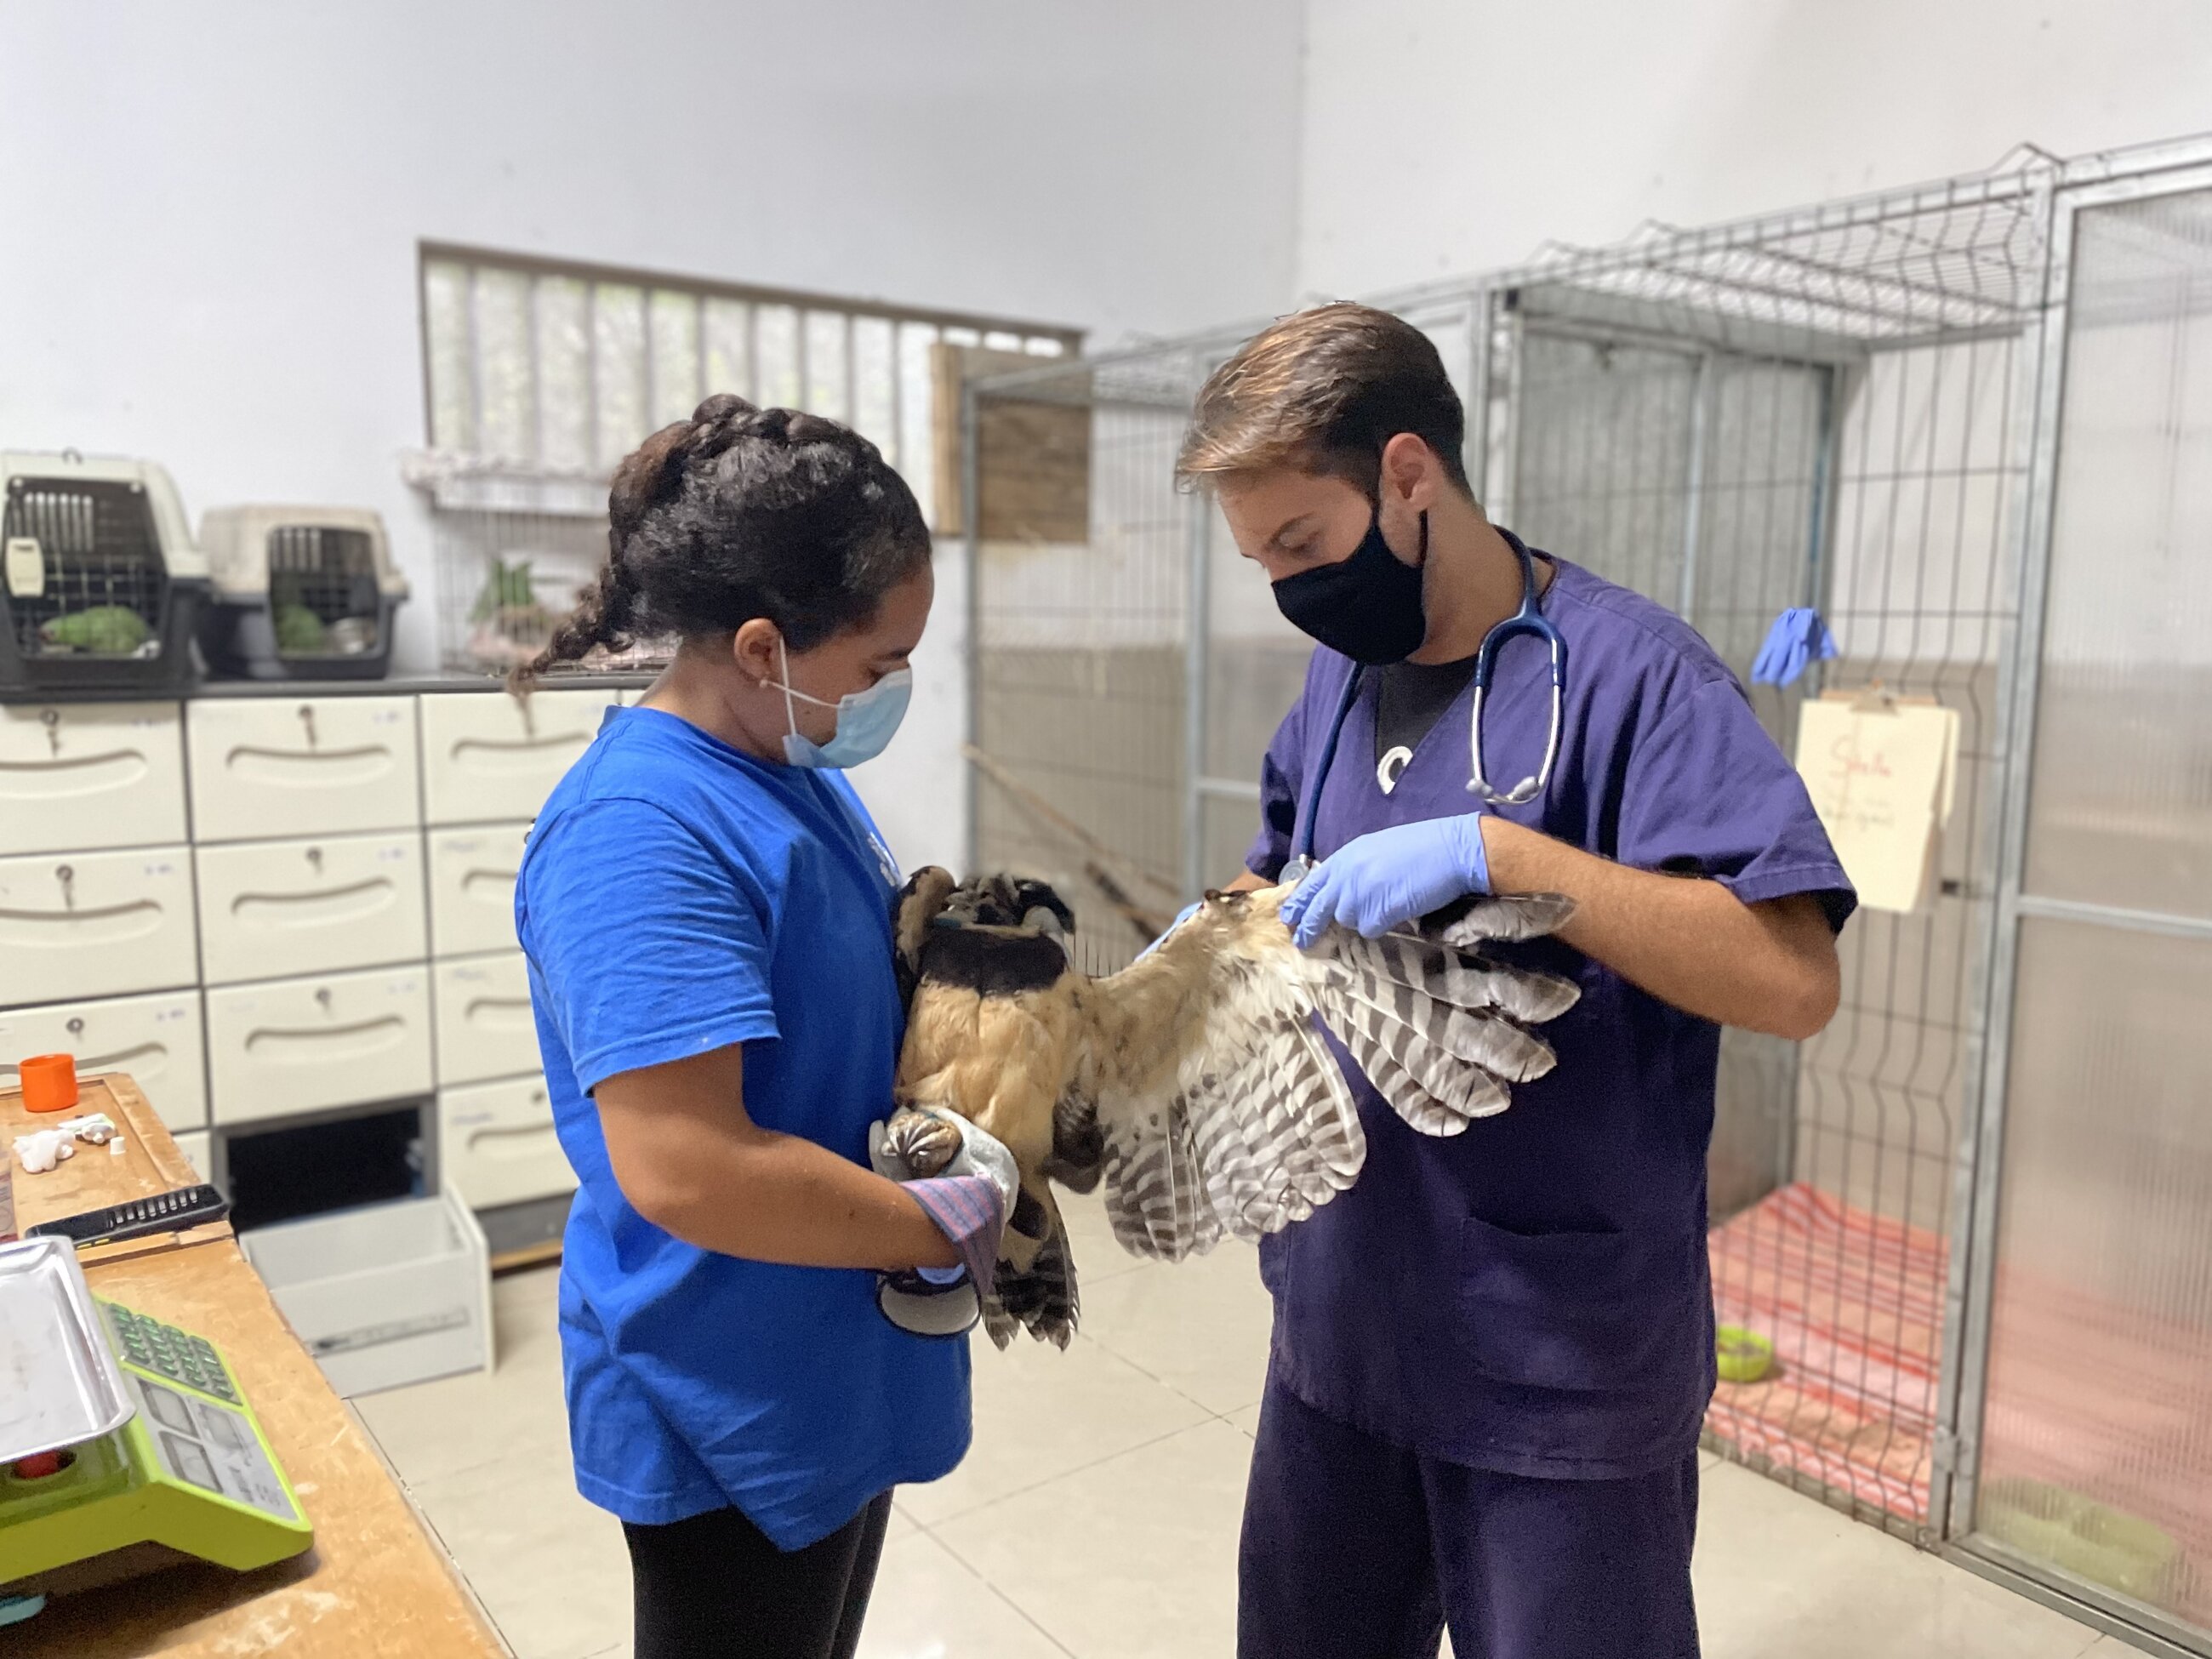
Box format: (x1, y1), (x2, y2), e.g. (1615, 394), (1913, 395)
(513, 394), (1016, 1659)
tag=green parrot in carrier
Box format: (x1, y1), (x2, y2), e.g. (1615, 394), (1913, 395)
(275, 604), (329, 655)
(38, 605), (150, 655)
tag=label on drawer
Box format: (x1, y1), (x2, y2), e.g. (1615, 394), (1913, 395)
(5, 538), (43, 598)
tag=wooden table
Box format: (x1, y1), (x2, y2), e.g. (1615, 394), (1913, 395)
(3, 1075), (222, 1261)
(2, 1075), (509, 1656)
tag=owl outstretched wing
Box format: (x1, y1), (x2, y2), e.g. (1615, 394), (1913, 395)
(1077, 885), (1580, 1262)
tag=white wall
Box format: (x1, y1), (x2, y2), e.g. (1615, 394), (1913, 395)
(19, 0), (2203, 877)
(1294, 0), (2212, 297)
(0, 0), (1305, 682)
(847, 541), (968, 876)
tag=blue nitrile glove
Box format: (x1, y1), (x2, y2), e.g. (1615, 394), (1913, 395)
(1750, 607), (1839, 687)
(1278, 813), (1491, 949)
(1135, 901), (1202, 961)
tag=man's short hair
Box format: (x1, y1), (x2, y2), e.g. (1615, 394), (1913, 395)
(1177, 302), (1472, 499)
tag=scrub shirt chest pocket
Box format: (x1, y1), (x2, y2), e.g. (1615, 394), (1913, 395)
(1456, 1211), (1703, 1395)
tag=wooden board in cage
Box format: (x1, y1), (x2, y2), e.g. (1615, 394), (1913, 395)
(931, 345), (1091, 543)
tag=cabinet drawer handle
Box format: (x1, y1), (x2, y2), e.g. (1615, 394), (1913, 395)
(231, 877), (395, 926)
(450, 733), (584, 758)
(0, 749), (149, 791)
(461, 995), (533, 1026)
(242, 1014), (407, 1058)
(0, 897), (160, 928)
(466, 1121), (560, 1160)
(225, 742), (387, 765)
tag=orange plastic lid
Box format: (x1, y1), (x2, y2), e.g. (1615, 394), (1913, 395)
(18, 1054), (77, 1115)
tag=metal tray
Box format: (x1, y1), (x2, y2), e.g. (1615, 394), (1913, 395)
(0, 1236), (133, 1462)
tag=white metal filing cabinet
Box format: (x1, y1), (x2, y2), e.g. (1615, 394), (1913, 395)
(419, 687), (616, 824)
(425, 824), (530, 957)
(0, 702), (188, 856)
(205, 964), (436, 1127)
(417, 687), (613, 1229)
(0, 846), (198, 1006)
(196, 830), (427, 985)
(430, 953), (537, 1087)
(0, 681), (621, 1237)
(438, 1075), (571, 1211)
(185, 695), (421, 842)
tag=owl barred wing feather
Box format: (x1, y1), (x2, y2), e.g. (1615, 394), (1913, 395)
(1090, 938), (1360, 1257)
(887, 870), (1580, 1348)
(1317, 932), (1570, 1131)
(1430, 890), (1580, 947)
(1080, 883), (1578, 1262)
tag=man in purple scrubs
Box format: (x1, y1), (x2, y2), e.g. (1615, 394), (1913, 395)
(1179, 304), (1855, 1659)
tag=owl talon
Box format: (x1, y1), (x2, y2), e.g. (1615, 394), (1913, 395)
(883, 1108), (963, 1177)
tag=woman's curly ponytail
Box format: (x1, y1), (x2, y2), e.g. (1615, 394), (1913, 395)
(510, 392), (928, 691)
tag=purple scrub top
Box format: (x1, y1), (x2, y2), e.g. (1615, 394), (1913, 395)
(1247, 548), (1854, 1480)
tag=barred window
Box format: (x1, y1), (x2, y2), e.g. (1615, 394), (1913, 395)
(417, 242), (1080, 527)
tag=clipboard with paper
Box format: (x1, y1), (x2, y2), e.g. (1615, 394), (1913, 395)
(1792, 689), (1962, 914)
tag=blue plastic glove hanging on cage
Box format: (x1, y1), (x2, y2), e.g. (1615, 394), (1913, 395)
(1750, 607), (1839, 688)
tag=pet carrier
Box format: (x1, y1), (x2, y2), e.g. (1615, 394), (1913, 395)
(197, 505), (409, 680)
(0, 451), (208, 698)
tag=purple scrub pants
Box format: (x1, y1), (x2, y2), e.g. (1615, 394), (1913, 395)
(1239, 1377), (1701, 1659)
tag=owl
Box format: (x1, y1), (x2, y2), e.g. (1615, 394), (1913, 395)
(881, 869), (1579, 1348)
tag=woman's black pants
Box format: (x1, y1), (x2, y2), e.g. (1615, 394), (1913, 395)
(622, 1492), (893, 1659)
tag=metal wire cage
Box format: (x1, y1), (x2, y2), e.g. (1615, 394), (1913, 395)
(405, 461), (671, 677)
(968, 137), (2212, 1653)
(1422, 165), (2064, 1551)
(0, 452), (209, 697)
(964, 349), (1222, 977)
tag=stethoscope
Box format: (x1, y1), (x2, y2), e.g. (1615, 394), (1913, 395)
(1280, 533), (1567, 884)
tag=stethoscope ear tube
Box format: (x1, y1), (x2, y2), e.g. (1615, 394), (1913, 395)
(1285, 533), (1567, 876)
(1286, 664), (1366, 881)
(1468, 539), (1567, 806)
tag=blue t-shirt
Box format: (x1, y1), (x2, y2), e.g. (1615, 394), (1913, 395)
(1249, 551), (1855, 1479)
(516, 705), (970, 1549)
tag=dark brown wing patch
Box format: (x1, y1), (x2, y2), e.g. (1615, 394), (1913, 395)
(919, 925), (1072, 996)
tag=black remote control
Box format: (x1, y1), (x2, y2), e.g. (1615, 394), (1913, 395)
(29, 1183), (231, 1248)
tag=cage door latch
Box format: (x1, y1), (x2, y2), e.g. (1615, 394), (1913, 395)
(1931, 1426), (1963, 1474)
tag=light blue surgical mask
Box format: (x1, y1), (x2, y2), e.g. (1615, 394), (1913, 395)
(771, 638), (912, 769)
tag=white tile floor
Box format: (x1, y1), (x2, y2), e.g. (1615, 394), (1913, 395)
(356, 1192), (2123, 1659)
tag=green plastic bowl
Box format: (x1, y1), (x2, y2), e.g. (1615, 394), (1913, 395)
(1979, 1478), (2182, 1604)
(1716, 1325), (1775, 1383)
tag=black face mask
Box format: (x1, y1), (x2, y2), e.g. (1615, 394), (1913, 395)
(1270, 509), (1428, 664)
